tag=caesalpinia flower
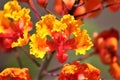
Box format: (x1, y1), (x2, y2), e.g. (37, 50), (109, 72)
(0, 68), (32, 80)
(0, 0), (32, 52)
(93, 28), (119, 64)
(58, 61), (100, 80)
(30, 14), (93, 63)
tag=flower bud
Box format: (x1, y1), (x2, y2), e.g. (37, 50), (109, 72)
(18, 0), (29, 2)
(73, 6), (86, 16)
(63, 0), (75, 9)
(37, 0), (48, 8)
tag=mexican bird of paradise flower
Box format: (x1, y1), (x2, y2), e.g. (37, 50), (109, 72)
(0, 0), (32, 52)
(93, 28), (119, 64)
(30, 14), (93, 63)
(0, 68), (32, 80)
(58, 61), (100, 80)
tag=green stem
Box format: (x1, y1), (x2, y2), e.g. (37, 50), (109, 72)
(44, 8), (52, 14)
(20, 47), (41, 67)
(28, 0), (41, 20)
(77, 51), (95, 61)
(42, 71), (59, 76)
(36, 51), (55, 80)
(48, 52), (95, 73)
(14, 50), (23, 68)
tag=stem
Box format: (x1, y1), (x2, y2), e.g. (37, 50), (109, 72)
(77, 51), (95, 61)
(69, 0), (80, 15)
(28, 0), (41, 20)
(14, 50), (23, 68)
(75, 2), (120, 19)
(42, 71), (59, 76)
(48, 52), (95, 73)
(20, 47), (41, 67)
(47, 65), (62, 73)
(36, 51), (55, 80)
(44, 8), (52, 14)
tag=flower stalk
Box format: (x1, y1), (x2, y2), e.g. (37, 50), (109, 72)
(14, 50), (23, 68)
(36, 51), (55, 80)
(20, 47), (41, 67)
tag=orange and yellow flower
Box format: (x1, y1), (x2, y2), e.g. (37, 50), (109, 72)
(0, 0), (32, 52)
(58, 61), (100, 80)
(30, 14), (93, 63)
(0, 68), (32, 80)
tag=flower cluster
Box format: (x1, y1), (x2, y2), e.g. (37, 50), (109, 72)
(93, 28), (119, 64)
(30, 14), (93, 63)
(0, 0), (120, 80)
(93, 28), (120, 79)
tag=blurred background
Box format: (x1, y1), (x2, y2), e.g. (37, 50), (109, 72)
(0, 0), (120, 80)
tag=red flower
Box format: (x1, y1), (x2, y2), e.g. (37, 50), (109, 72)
(93, 28), (119, 64)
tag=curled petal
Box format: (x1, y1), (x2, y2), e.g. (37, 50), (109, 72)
(4, 1), (21, 16)
(30, 34), (49, 58)
(74, 30), (93, 55)
(61, 14), (83, 36)
(52, 20), (67, 32)
(11, 8), (32, 47)
(58, 61), (100, 80)
(36, 14), (57, 38)
(0, 68), (32, 80)
(57, 53), (68, 63)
